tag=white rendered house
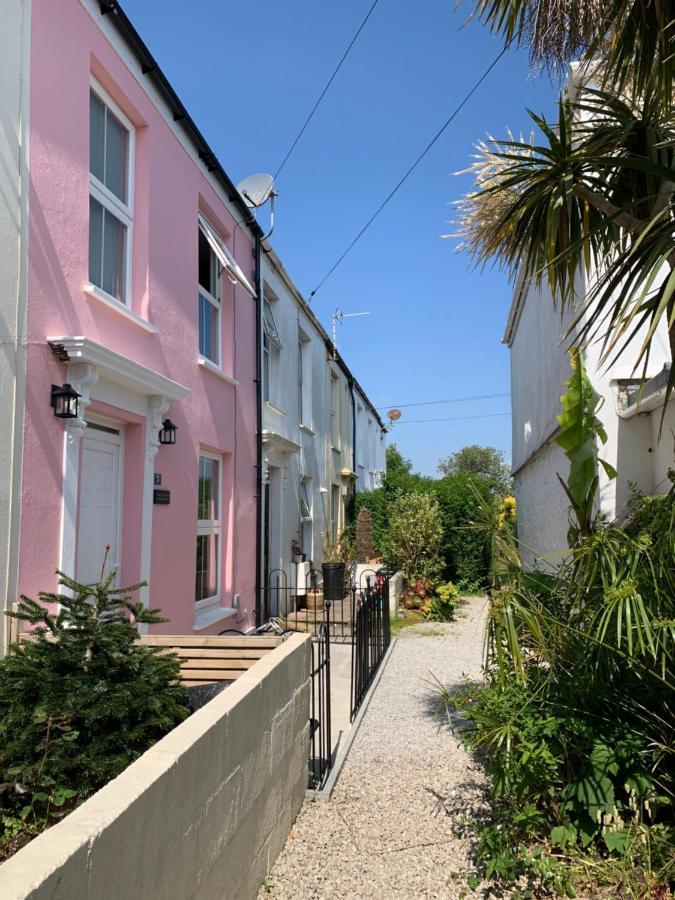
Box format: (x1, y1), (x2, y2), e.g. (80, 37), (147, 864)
(504, 265), (675, 571)
(260, 248), (386, 601)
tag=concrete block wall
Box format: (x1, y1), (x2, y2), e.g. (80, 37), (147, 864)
(0, 633), (311, 900)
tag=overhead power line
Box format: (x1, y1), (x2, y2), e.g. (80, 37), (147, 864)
(376, 391), (510, 410)
(274, 0), (380, 180)
(393, 412), (511, 424)
(308, 45), (508, 301)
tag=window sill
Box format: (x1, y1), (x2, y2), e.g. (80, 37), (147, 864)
(194, 605), (237, 631)
(198, 357), (238, 386)
(265, 401), (285, 417)
(299, 423), (315, 435)
(84, 284), (158, 334)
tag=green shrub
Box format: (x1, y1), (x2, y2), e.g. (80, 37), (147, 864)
(456, 577), (484, 595)
(432, 473), (491, 586)
(423, 582), (460, 621)
(437, 359), (675, 897)
(386, 492), (443, 582)
(0, 568), (188, 854)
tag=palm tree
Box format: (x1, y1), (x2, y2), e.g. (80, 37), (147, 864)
(456, 2), (675, 393)
(470, 0), (675, 95)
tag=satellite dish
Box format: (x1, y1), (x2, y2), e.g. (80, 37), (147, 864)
(387, 409), (401, 422)
(236, 173), (276, 209)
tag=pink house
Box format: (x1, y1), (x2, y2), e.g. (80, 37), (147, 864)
(1, 0), (263, 638)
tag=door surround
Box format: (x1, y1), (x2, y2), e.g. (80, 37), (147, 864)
(76, 419), (124, 585)
(51, 337), (189, 617)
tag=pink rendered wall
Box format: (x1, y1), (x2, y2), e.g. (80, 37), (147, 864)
(17, 0), (258, 633)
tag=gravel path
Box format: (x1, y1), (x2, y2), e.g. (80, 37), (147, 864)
(260, 596), (490, 899)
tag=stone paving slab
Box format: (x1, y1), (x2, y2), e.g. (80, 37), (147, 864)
(259, 598), (490, 899)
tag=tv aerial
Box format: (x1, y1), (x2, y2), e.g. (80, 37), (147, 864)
(236, 173), (277, 239)
(387, 409), (401, 427)
(330, 308), (370, 359)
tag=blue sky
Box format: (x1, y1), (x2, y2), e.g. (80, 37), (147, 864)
(124, 0), (561, 475)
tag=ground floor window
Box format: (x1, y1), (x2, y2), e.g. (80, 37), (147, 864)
(196, 452), (221, 606)
(300, 477), (313, 560)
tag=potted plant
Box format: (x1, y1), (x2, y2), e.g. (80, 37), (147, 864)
(291, 538), (303, 564)
(321, 529), (352, 602)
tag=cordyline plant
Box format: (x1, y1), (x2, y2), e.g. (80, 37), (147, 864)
(0, 558), (188, 831)
(467, 0), (675, 102)
(446, 344), (675, 893)
(555, 347), (616, 541)
(455, 0), (675, 411)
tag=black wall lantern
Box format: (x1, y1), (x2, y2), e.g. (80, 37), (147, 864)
(51, 383), (81, 419)
(158, 418), (177, 445)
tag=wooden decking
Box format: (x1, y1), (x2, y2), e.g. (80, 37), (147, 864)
(138, 634), (284, 687)
(9, 622), (284, 689)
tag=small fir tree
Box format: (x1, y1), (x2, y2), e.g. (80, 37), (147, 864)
(355, 507), (376, 562)
(0, 558), (188, 814)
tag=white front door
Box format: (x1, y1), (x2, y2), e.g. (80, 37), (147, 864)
(76, 424), (123, 585)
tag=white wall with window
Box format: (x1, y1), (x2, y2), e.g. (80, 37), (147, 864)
(88, 83), (133, 306)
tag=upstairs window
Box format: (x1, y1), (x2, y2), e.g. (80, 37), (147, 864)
(263, 299), (281, 346)
(263, 295), (282, 405)
(198, 227), (222, 365)
(330, 372), (340, 448)
(88, 87), (133, 304)
(298, 331), (312, 428)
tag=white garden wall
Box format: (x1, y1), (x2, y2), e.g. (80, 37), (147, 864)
(0, 633), (311, 900)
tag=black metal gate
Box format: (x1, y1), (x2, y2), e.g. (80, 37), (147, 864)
(263, 566), (354, 642)
(308, 616), (332, 789)
(350, 571), (391, 721)
(263, 566), (391, 788)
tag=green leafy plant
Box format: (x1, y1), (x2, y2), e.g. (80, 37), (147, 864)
(433, 473), (492, 586)
(0, 560), (188, 857)
(423, 581), (460, 621)
(386, 491), (444, 583)
(438, 364), (675, 896)
(555, 347), (616, 541)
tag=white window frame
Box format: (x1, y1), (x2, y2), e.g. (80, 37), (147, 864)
(263, 298), (282, 348)
(263, 332), (271, 403)
(196, 450), (222, 614)
(263, 293), (282, 407)
(300, 477), (313, 560)
(330, 371), (340, 449)
(298, 331), (312, 429)
(198, 213), (256, 298)
(198, 224), (222, 368)
(298, 339), (303, 424)
(331, 484), (341, 544)
(88, 79), (134, 307)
